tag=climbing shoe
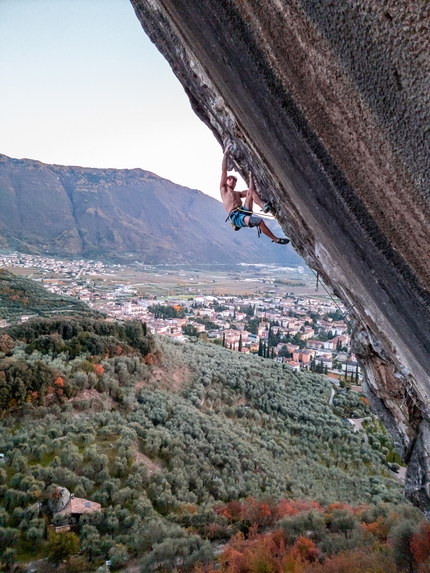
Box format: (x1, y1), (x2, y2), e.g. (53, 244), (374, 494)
(263, 202), (276, 215)
(273, 238), (290, 245)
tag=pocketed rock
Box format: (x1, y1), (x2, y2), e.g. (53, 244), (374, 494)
(130, 0), (430, 512)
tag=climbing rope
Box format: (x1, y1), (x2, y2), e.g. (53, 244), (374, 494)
(287, 236), (354, 329)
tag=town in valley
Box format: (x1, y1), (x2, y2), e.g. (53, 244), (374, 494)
(0, 252), (360, 384)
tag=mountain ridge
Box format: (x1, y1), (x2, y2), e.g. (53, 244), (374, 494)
(0, 153), (300, 265)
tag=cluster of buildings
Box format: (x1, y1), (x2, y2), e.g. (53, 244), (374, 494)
(0, 252), (136, 302)
(0, 252), (360, 378)
(0, 252), (106, 278)
(89, 294), (360, 378)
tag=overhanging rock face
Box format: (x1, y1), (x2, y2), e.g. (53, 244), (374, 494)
(131, 0), (430, 509)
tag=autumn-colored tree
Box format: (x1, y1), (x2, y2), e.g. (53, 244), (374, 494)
(53, 376), (65, 396)
(218, 542), (247, 573)
(242, 497), (276, 529)
(217, 530), (305, 573)
(361, 516), (390, 543)
(327, 502), (353, 513)
(411, 521), (430, 572)
(292, 535), (319, 563)
(277, 499), (322, 518)
(0, 334), (15, 353)
(243, 537), (283, 573)
(215, 499), (244, 521)
(218, 531), (268, 573)
(144, 353), (154, 365)
(309, 548), (395, 573)
(94, 363), (105, 376)
(177, 504), (198, 516)
(205, 522), (229, 541)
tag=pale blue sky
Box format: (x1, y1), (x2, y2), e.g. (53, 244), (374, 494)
(0, 0), (241, 199)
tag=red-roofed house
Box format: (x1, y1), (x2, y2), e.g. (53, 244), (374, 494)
(55, 495), (102, 519)
(51, 487), (101, 528)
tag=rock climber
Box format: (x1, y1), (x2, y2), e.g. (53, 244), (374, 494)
(220, 144), (290, 244)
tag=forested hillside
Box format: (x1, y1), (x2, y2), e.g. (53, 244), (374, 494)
(0, 269), (93, 321)
(0, 319), (426, 572)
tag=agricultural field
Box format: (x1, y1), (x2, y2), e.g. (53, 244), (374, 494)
(2, 258), (318, 299)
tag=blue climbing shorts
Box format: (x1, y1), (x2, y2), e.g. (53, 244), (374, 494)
(229, 205), (262, 229)
(230, 209), (248, 228)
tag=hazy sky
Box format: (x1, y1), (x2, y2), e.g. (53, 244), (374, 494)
(0, 0), (242, 200)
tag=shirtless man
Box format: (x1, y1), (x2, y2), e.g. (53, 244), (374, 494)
(220, 146), (290, 244)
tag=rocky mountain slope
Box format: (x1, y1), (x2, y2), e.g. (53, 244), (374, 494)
(130, 0), (430, 512)
(0, 154), (299, 265)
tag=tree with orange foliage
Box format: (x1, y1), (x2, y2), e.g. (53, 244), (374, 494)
(214, 497), (277, 533)
(144, 353), (154, 365)
(214, 499), (244, 521)
(411, 521), (430, 573)
(94, 364), (104, 376)
(218, 531), (286, 573)
(214, 528), (315, 573)
(327, 502), (353, 513)
(0, 334), (15, 353)
(292, 535), (319, 563)
(242, 497), (276, 529)
(53, 376), (65, 397)
(361, 516), (390, 543)
(277, 498), (323, 518)
(309, 548), (395, 573)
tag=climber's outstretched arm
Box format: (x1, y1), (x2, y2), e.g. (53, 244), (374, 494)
(249, 172), (255, 191)
(237, 172), (255, 197)
(220, 144), (231, 190)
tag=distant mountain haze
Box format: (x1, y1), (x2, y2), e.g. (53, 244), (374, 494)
(0, 154), (300, 265)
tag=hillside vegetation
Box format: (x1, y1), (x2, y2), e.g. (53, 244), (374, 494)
(0, 269), (93, 321)
(0, 318), (426, 572)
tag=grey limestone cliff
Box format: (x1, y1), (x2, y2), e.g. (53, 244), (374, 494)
(130, 0), (430, 510)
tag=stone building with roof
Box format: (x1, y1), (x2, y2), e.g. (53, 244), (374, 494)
(49, 487), (101, 526)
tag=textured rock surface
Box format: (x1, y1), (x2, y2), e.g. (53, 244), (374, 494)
(130, 0), (430, 509)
